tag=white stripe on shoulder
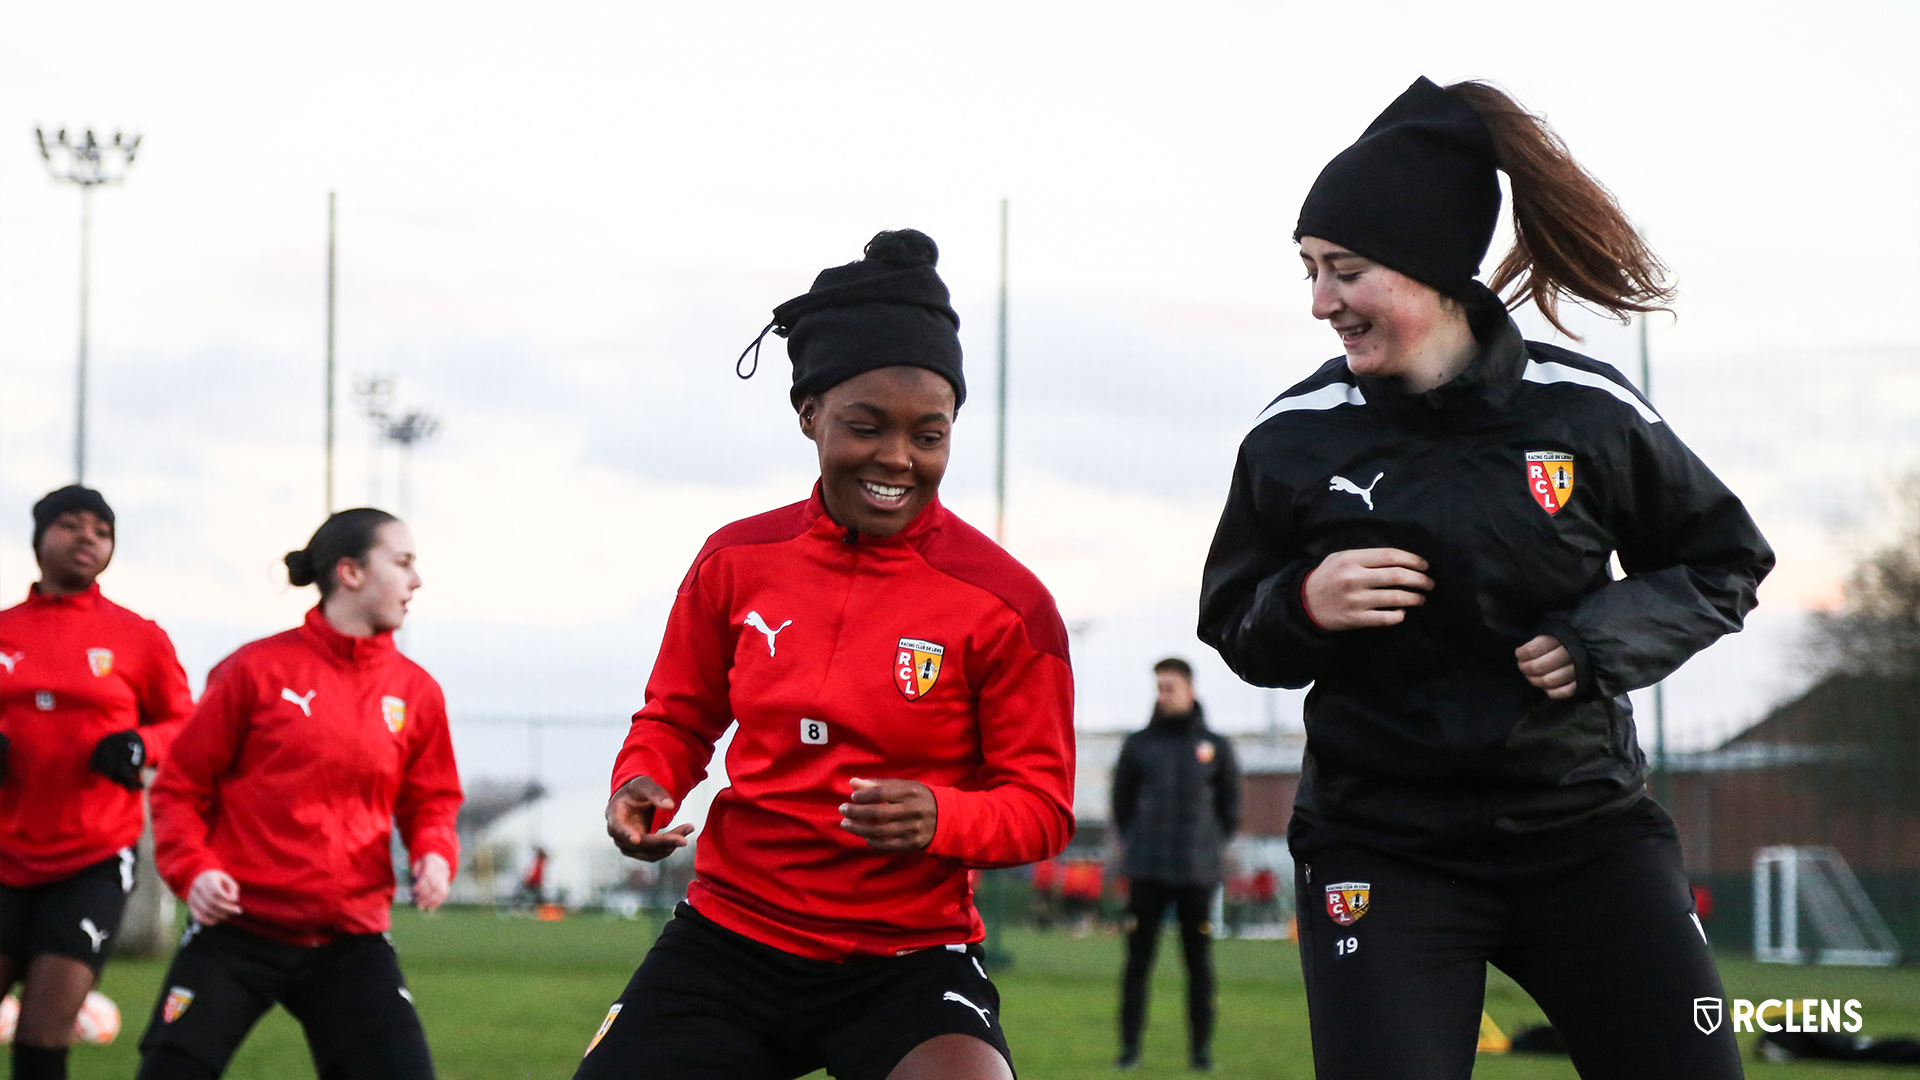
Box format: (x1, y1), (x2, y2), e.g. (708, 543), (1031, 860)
(1254, 381), (1366, 426)
(1523, 360), (1661, 423)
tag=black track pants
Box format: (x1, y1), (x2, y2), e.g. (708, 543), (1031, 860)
(1295, 825), (1742, 1080)
(1118, 880), (1214, 1058)
(136, 923), (433, 1080)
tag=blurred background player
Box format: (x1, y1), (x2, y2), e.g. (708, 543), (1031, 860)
(515, 846), (551, 909)
(582, 230), (1076, 1080)
(1111, 658), (1240, 1072)
(1200, 78), (1773, 1079)
(137, 509), (463, 1080)
(0, 486), (193, 1080)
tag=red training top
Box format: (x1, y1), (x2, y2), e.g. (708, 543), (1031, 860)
(151, 607), (462, 945)
(613, 489), (1077, 960)
(0, 584), (194, 886)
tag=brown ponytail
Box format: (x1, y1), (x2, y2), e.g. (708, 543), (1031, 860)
(1446, 81), (1674, 338)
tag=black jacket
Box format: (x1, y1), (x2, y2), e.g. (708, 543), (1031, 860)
(1198, 317), (1772, 850)
(1112, 704), (1241, 885)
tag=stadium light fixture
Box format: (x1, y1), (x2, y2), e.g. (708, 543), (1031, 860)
(35, 126), (142, 484)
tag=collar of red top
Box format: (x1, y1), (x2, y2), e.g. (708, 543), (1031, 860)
(803, 482), (947, 547)
(298, 605), (399, 666)
(23, 581), (103, 610)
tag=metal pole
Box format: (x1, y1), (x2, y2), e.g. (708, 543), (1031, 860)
(1640, 314), (1668, 798)
(399, 443), (412, 522)
(987, 202), (1014, 967)
(76, 184), (92, 483)
(529, 719), (544, 856)
(326, 191), (337, 514)
(994, 198), (1009, 544)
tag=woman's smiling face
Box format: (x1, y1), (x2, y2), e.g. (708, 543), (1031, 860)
(800, 366), (955, 538)
(1299, 235), (1463, 382)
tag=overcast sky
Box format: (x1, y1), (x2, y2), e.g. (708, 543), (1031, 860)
(2, 1), (1917, 794)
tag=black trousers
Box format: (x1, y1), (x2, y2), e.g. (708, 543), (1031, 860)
(1295, 810), (1742, 1080)
(1118, 879), (1214, 1057)
(136, 923), (433, 1080)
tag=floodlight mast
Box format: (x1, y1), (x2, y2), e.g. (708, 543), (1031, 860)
(384, 410), (441, 522)
(35, 127), (141, 484)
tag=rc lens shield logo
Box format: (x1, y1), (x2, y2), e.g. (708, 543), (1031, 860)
(1526, 451), (1576, 515)
(1694, 997), (1723, 1034)
(162, 986), (194, 1024)
(86, 648), (114, 677)
(584, 1003), (621, 1057)
(381, 696), (407, 734)
(1324, 882), (1370, 926)
(894, 638), (944, 701)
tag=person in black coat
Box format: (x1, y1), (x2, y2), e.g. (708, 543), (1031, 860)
(1199, 78), (1771, 1079)
(1111, 658), (1240, 1071)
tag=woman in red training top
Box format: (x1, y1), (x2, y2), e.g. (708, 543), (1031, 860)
(577, 230), (1076, 1080)
(0, 486), (193, 1080)
(139, 509), (462, 1080)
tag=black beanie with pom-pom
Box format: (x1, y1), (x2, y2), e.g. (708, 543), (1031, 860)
(754, 229), (964, 410)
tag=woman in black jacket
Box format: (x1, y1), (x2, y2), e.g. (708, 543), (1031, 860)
(1199, 78), (1772, 1079)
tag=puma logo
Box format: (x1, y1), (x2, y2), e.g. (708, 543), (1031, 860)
(80, 917), (109, 953)
(743, 611), (792, 657)
(1329, 472), (1384, 511)
(0, 651), (20, 674)
(942, 991), (992, 1027)
(281, 688), (316, 716)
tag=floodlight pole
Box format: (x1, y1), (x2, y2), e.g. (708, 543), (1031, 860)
(326, 192), (338, 515)
(36, 127), (141, 484)
(1641, 314), (1668, 799)
(77, 185), (91, 483)
(981, 199), (1016, 971)
(384, 409), (442, 522)
(994, 198), (1009, 544)
(355, 375), (394, 505)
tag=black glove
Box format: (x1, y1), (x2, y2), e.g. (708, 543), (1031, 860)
(89, 730), (146, 791)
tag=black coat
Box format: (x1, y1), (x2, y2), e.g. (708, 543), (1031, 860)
(1198, 316), (1772, 851)
(1112, 705), (1241, 886)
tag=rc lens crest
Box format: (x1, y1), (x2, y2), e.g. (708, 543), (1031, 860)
(381, 696), (407, 734)
(894, 638), (945, 701)
(1525, 451), (1576, 515)
(86, 648), (114, 677)
(1324, 881), (1371, 926)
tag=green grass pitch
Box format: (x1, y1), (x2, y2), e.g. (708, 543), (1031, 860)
(68, 909), (1920, 1077)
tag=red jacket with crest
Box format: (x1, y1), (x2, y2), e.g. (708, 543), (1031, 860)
(613, 490), (1076, 960)
(151, 608), (462, 944)
(0, 584), (194, 886)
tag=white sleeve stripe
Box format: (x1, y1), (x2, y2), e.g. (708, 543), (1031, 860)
(1522, 360), (1662, 423)
(1254, 381), (1366, 426)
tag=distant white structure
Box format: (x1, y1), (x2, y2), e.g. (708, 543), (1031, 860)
(1072, 729), (1304, 825)
(1754, 846), (1901, 966)
(470, 726), (734, 907)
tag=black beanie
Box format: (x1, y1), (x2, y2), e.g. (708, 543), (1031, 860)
(1295, 77), (1502, 305)
(739, 230), (965, 410)
(32, 485), (114, 550)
